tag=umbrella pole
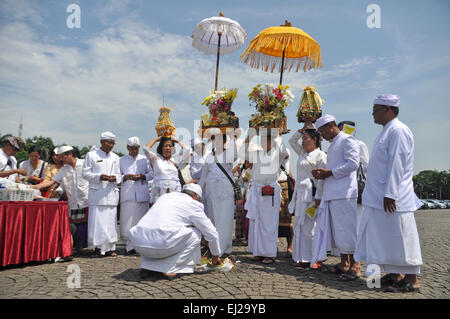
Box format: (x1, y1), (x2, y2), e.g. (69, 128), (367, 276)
(215, 32), (222, 91)
(280, 48), (286, 85)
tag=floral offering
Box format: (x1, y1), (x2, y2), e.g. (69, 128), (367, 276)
(248, 83), (294, 129)
(201, 88), (239, 127)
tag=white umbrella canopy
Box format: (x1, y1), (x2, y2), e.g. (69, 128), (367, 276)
(191, 12), (246, 90)
(192, 14), (246, 55)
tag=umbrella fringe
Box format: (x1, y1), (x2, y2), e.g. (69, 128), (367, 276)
(240, 33), (322, 72)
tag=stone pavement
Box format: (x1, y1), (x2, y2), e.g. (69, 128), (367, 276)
(0, 209), (449, 300)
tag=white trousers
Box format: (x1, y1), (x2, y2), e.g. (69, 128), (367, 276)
(137, 229), (202, 274)
(88, 205), (118, 254)
(120, 201), (148, 251)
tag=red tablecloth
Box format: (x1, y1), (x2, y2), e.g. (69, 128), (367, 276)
(0, 201), (72, 267)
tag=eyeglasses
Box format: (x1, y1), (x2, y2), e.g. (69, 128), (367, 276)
(373, 105), (387, 112)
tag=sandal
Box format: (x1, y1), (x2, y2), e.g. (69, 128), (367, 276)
(252, 256), (264, 261)
(380, 274), (397, 287)
(385, 279), (419, 293)
(262, 258), (275, 264)
(337, 269), (361, 281)
(321, 264), (346, 275)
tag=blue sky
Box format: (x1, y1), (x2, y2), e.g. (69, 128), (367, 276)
(0, 0), (449, 174)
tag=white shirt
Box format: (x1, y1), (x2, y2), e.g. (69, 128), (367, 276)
(143, 146), (190, 182)
(357, 139), (369, 175)
(288, 130), (327, 200)
(199, 139), (238, 187)
(322, 131), (360, 201)
(0, 149), (17, 181)
(129, 192), (221, 256)
(362, 118), (422, 212)
(19, 160), (47, 179)
(53, 158), (89, 210)
(119, 154), (153, 203)
(250, 141), (289, 185)
(82, 149), (121, 206)
(190, 152), (205, 181)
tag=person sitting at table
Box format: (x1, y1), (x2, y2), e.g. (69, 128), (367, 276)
(0, 136), (27, 181)
(40, 146), (65, 199)
(32, 145), (89, 256)
(19, 145), (47, 185)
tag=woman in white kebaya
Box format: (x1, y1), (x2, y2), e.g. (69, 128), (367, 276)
(144, 135), (190, 204)
(288, 123), (327, 269)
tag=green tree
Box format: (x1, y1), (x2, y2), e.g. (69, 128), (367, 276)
(16, 136), (55, 164)
(413, 170), (450, 199)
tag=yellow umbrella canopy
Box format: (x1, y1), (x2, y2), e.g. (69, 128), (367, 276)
(240, 21), (322, 84)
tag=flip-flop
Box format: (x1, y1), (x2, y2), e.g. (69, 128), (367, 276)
(337, 270), (361, 281)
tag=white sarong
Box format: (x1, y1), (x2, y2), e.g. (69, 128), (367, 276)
(329, 198), (358, 254)
(355, 206), (422, 274)
(245, 182), (281, 258)
(88, 205), (118, 254)
(203, 177), (234, 256)
(120, 201), (148, 251)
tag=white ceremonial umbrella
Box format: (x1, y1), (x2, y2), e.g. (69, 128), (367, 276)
(192, 11), (247, 91)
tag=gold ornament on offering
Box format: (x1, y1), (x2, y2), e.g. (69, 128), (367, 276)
(155, 107), (176, 137)
(297, 86), (324, 124)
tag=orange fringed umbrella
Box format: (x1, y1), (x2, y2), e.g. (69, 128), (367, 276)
(240, 20), (322, 84)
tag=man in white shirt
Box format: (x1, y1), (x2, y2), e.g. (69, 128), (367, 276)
(119, 137), (153, 254)
(0, 136), (27, 181)
(129, 184), (222, 280)
(33, 145), (89, 254)
(354, 94), (422, 293)
(311, 115), (361, 280)
(82, 132), (122, 257)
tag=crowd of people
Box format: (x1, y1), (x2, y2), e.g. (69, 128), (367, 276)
(0, 93), (422, 292)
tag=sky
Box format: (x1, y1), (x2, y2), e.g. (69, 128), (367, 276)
(0, 0), (449, 174)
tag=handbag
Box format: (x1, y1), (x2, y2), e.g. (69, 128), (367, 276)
(261, 185), (275, 206)
(356, 163), (366, 204)
(215, 162), (242, 202)
(280, 165), (295, 201)
(169, 160), (186, 187)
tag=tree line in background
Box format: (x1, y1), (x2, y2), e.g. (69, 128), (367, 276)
(1, 133), (449, 200)
(0, 133), (124, 164)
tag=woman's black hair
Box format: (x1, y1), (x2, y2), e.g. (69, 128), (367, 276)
(156, 137), (174, 156)
(28, 145), (42, 157)
(304, 129), (322, 149)
(48, 149), (58, 164)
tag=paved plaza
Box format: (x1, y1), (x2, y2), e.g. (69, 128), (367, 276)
(1, 209), (449, 300)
